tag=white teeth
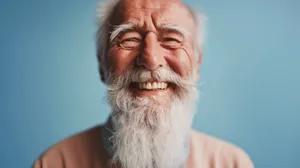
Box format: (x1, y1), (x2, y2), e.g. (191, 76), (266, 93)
(146, 82), (152, 89)
(157, 83), (161, 89)
(152, 82), (157, 89)
(138, 82), (168, 90)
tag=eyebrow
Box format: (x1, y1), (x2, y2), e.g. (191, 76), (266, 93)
(160, 24), (191, 37)
(109, 21), (191, 42)
(109, 21), (137, 42)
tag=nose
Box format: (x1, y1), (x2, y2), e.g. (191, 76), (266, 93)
(136, 32), (166, 70)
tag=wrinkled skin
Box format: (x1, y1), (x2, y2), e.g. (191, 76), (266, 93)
(105, 0), (201, 100)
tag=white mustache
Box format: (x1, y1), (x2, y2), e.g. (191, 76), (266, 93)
(106, 66), (197, 91)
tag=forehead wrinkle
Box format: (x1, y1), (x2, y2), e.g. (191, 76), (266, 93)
(109, 0), (195, 40)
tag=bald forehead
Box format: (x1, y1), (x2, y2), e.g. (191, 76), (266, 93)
(118, 0), (186, 10)
(111, 0), (195, 29)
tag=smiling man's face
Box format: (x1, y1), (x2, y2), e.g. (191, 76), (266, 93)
(106, 0), (199, 103)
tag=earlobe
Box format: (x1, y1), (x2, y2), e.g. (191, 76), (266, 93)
(196, 72), (200, 81)
(196, 54), (202, 81)
(97, 53), (107, 83)
(100, 67), (106, 82)
(197, 53), (202, 65)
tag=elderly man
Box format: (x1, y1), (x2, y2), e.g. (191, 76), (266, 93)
(33, 0), (254, 168)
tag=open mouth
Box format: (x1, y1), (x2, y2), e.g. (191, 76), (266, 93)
(131, 81), (173, 90)
(129, 81), (176, 98)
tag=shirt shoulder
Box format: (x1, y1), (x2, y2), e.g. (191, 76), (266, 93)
(188, 130), (254, 168)
(32, 125), (109, 168)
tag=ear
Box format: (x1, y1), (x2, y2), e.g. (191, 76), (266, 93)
(99, 66), (106, 82)
(97, 53), (106, 83)
(195, 53), (202, 81)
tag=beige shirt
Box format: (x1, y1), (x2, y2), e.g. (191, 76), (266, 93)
(33, 125), (254, 168)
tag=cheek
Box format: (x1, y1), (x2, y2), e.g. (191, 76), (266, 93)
(165, 48), (194, 78)
(107, 48), (138, 76)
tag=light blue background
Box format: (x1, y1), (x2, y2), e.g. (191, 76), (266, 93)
(0, 0), (299, 167)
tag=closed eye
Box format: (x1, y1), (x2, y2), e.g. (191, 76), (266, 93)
(122, 37), (141, 42)
(116, 31), (143, 50)
(119, 37), (142, 49)
(163, 37), (181, 43)
(160, 37), (183, 49)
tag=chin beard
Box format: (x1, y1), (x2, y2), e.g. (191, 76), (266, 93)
(106, 66), (198, 168)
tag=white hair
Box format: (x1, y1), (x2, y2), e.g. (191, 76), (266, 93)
(96, 0), (119, 77)
(96, 0), (206, 75)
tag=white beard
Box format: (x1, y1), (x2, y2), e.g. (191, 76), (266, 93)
(106, 66), (198, 168)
